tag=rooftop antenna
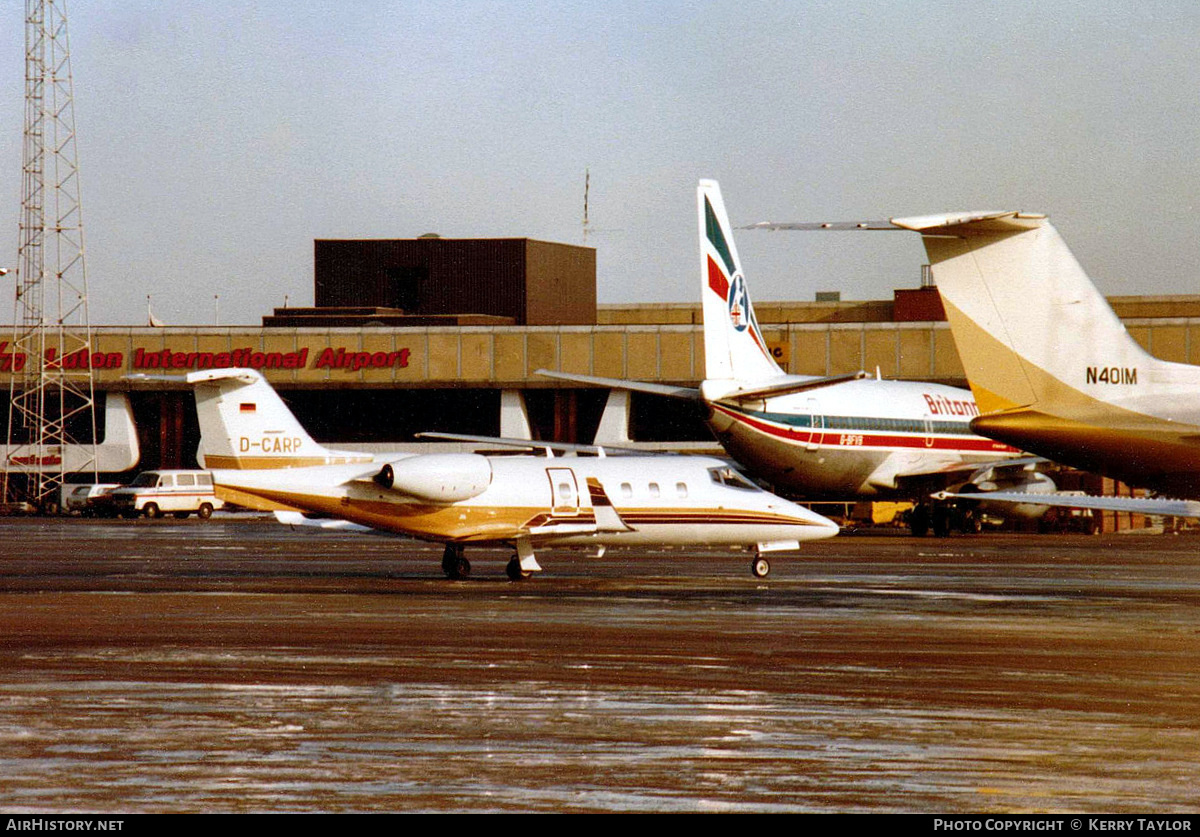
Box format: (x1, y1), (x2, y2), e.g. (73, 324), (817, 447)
(4, 0), (99, 510)
(580, 168), (620, 245)
(582, 168), (590, 244)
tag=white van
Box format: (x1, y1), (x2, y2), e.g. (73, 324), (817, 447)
(105, 470), (225, 519)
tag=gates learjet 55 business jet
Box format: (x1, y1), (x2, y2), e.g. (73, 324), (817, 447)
(182, 368), (838, 579)
(541, 180), (1032, 535)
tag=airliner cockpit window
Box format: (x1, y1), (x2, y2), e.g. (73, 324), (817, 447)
(708, 466), (757, 490)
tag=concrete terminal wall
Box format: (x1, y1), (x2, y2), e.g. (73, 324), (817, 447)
(4, 316), (1200, 393)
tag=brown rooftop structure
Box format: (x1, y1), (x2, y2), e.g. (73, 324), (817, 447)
(312, 237), (596, 326)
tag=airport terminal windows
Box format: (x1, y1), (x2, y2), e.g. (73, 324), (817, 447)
(284, 389), (502, 443)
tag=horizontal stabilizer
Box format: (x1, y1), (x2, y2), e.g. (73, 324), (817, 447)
(741, 220), (899, 231)
(742, 211), (1045, 236)
(934, 490), (1200, 518)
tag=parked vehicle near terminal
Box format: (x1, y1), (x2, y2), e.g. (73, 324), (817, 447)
(102, 470), (225, 519)
(61, 483), (121, 516)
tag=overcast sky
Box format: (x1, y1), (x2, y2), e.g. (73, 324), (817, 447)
(3, 0), (1200, 325)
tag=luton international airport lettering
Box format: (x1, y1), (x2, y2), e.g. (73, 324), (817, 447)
(0, 344), (412, 374)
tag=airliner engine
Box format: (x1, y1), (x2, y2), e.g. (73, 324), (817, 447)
(954, 470), (1057, 521)
(373, 453), (493, 502)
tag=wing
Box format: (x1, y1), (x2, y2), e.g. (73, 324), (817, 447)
(415, 431), (658, 457)
(536, 367), (867, 403)
(895, 455), (1046, 483)
(934, 490), (1200, 518)
(535, 369), (702, 401)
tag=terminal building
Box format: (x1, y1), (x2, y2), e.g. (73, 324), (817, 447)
(4, 235), (1199, 527)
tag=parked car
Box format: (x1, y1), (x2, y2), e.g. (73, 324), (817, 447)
(61, 483), (121, 516)
(102, 470), (225, 519)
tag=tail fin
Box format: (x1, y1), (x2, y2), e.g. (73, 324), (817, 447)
(187, 368), (373, 469)
(698, 180), (784, 384)
(894, 211), (1200, 417)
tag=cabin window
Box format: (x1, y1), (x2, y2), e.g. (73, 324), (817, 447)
(676, 482), (688, 498)
(557, 482), (573, 502)
(648, 482), (660, 498)
(620, 483), (632, 498)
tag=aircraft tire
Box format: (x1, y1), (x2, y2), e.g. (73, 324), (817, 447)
(932, 506), (951, 538)
(441, 544), (470, 580)
(908, 504), (930, 537)
(506, 558), (532, 581)
(751, 557), (771, 578)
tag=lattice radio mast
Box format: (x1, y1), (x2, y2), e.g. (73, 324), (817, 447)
(4, 0), (97, 509)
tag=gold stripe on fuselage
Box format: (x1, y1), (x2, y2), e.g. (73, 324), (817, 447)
(205, 454), (374, 470)
(218, 483), (824, 542)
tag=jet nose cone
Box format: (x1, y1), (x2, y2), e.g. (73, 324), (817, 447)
(812, 513), (840, 538)
(775, 499), (839, 539)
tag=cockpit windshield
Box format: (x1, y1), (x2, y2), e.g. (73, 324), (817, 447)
(708, 466), (758, 491)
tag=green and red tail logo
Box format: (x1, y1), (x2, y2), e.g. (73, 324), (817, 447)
(703, 195), (769, 359)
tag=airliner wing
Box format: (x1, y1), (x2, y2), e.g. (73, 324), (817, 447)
(415, 431), (651, 456)
(535, 369), (702, 401)
(933, 490), (1200, 518)
(712, 372), (868, 403)
(894, 456), (1046, 483)
(536, 368), (867, 403)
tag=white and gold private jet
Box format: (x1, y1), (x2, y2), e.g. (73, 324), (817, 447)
(182, 368), (839, 579)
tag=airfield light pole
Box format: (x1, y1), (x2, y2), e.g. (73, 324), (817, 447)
(4, 0), (98, 510)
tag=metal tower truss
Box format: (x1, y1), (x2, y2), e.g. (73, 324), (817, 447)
(4, 0), (97, 509)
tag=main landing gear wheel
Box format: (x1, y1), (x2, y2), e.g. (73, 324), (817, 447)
(506, 557), (533, 581)
(441, 544), (470, 580)
(751, 556), (771, 578)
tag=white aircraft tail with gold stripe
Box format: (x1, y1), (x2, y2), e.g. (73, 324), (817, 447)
(188, 368), (374, 469)
(895, 211), (1200, 496)
(893, 211), (1200, 417)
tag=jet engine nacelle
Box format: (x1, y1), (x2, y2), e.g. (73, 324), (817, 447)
(373, 453), (493, 503)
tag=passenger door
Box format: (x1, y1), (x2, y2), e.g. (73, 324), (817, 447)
(546, 468), (580, 516)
